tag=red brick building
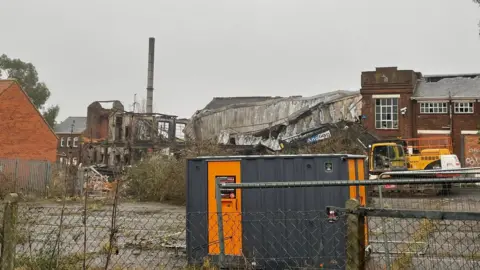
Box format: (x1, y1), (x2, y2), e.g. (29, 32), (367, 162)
(0, 80), (58, 162)
(360, 67), (480, 166)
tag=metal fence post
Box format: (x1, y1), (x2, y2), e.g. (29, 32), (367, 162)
(346, 199), (365, 270)
(1, 193), (19, 270)
(215, 177), (225, 267)
(45, 161), (51, 195)
(77, 167), (84, 196)
(14, 159), (19, 193)
(378, 184), (391, 269)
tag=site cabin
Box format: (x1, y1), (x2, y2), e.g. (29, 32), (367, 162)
(185, 154), (369, 269)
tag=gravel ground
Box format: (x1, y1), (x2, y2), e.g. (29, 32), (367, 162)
(13, 201), (187, 269)
(365, 185), (480, 270)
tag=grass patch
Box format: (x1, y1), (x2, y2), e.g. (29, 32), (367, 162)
(15, 252), (97, 270)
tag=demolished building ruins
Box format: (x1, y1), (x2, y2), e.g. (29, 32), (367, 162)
(81, 100), (188, 171)
(79, 37), (190, 172)
(184, 90), (366, 151)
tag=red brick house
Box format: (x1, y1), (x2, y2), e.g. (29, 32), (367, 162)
(360, 67), (480, 166)
(0, 80), (58, 162)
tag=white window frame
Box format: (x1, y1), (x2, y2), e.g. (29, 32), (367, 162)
(375, 98), (399, 129)
(67, 137), (72, 147)
(60, 137), (65, 147)
(420, 102), (448, 114)
(73, 137), (79, 148)
(454, 102), (474, 114)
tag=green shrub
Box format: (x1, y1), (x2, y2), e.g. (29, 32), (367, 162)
(125, 141), (233, 204)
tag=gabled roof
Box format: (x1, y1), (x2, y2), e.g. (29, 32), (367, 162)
(54, 116), (87, 134)
(413, 76), (480, 100)
(0, 79), (58, 139)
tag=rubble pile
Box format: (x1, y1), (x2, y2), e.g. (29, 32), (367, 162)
(282, 121), (378, 155)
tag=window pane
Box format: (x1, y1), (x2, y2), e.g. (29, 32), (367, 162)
(376, 99), (380, 106)
(393, 99), (398, 106)
(376, 121), (381, 128)
(420, 102), (450, 114)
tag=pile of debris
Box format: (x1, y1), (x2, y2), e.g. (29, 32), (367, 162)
(280, 121), (378, 155)
(82, 165), (116, 194)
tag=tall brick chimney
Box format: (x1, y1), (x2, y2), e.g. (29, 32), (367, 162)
(146, 37), (155, 114)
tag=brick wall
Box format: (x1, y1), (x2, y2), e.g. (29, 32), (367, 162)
(413, 101), (480, 158)
(360, 67), (480, 160)
(360, 67), (418, 140)
(0, 82), (58, 162)
(86, 104), (109, 139)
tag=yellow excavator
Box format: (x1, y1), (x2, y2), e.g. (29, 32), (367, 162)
(368, 136), (454, 174)
(367, 137), (457, 194)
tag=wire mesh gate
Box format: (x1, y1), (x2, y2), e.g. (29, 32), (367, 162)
(212, 168), (480, 270)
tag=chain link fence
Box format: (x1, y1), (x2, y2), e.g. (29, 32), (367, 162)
(13, 203), (187, 269)
(11, 205), (351, 269)
(365, 211), (480, 270)
(1, 168), (480, 269)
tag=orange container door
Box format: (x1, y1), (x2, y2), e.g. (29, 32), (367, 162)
(207, 161), (243, 256)
(348, 158), (368, 246)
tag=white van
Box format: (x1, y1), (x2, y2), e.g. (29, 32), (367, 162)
(440, 154), (461, 170)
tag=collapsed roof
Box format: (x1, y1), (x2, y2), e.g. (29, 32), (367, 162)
(185, 90), (363, 151)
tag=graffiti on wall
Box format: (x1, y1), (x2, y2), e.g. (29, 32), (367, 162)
(464, 135), (480, 167)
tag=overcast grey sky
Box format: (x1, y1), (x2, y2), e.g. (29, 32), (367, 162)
(1, 0), (478, 121)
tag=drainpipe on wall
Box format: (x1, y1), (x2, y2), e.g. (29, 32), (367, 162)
(448, 91), (454, 153)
